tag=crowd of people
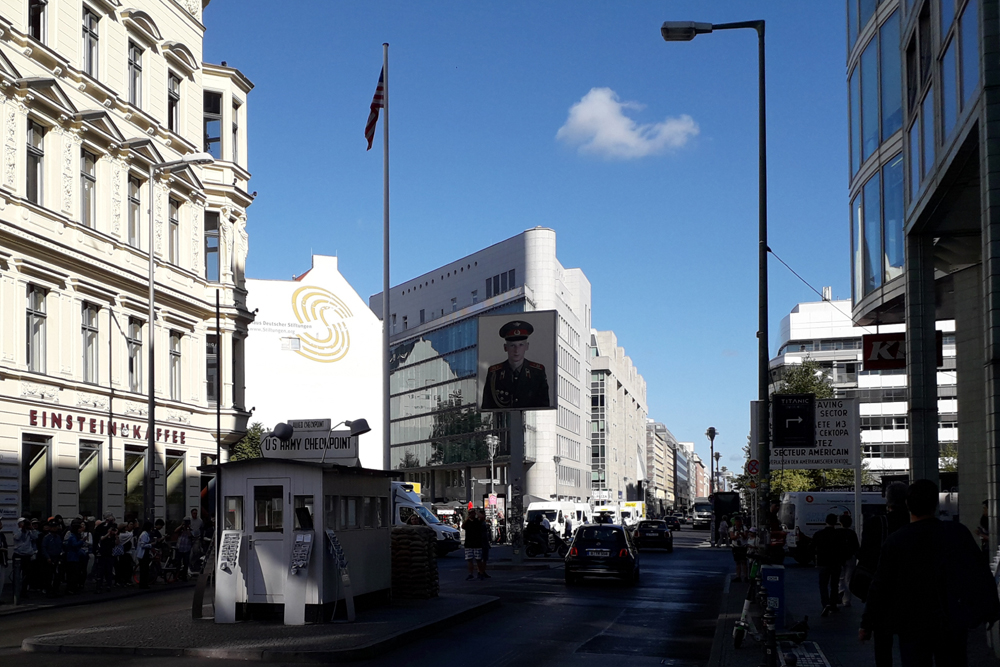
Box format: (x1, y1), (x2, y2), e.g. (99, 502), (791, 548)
(0, 508), (210, 602)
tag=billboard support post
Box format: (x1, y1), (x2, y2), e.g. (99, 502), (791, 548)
(509, 410), (525, 566)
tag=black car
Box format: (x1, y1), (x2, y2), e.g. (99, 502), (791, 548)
(664, 516), (681, 531)
(564, 524), (639, 585)
(632, 520), (674, 551)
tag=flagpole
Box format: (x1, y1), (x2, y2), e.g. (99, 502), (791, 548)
(381, 42), (391, 472)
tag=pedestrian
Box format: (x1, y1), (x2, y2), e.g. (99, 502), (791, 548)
(838, 513), (860, 607)
(718, 515), (730, 547)
(12, 517), (36, 600)
(478, 510), (492, 580)
(860, 480), (1000, 666)
(462, 510), (484, 581)
(730, 516), (749, 582)
(976, 500), (990, 559)
(94, 520), (117, 593)
(135, 521), (153, 589)
(813, 513), (845, 617)
(115, 522), (134, 586)
(188, 509), (204, 568)
(174, 518), (193, 580)
(63, 521), (87, 594)
(40, 519), (64, 596)
(0, 517), (8, 602)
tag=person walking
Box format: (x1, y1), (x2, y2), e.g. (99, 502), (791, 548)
(462, 511), (484, 581)
(174, 518), (193, 580)
(12, 517), (36, 601)
(976, 500), (990, 559)
(813, 513), (845, 617)
(135, 521), (153, 589)
(718, 515), (731, 548)
(729, 516), (750, 582)
(838, 513), (860, 607)
(477, 509), (492, 580)
(860, 480), (1000, 666)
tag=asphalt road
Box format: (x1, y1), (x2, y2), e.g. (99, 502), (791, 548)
(0, 528), (730, 666)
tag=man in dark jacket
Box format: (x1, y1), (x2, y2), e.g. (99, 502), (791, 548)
(860, 480), (1000, 666)
(813, 513), (846, 616)
(857, 482), (910, 667)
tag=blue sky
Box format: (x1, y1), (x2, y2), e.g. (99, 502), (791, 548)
(203, 1), (851, 471)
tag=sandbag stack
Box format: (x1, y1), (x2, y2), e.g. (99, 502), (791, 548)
(391, 525), (439, 599)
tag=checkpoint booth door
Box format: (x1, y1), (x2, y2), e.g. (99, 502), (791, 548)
(247, 477), (291, 603)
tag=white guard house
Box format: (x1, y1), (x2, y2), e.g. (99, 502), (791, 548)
(214, 456), (393, 624)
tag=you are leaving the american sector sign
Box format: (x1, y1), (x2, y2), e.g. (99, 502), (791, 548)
(772, 398), (859, 469)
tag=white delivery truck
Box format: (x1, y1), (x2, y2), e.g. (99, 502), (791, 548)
(593, 504), (621, 525)
(620, 501), (646, 527)
(524, 501), (578, 536)
(391, 482), (461, 556)
(779, 491), (885, 564)
(691, 498), (714, 529)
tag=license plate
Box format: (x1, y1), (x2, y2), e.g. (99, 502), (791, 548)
(587, 549), (609, 557)
(644, 532), (658, 536)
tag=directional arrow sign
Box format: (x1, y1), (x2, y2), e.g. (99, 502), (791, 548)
(772, 394), (816, 449)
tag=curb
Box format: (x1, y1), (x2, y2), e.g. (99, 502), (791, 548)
(707, 576), (748, 667)
(22, 594), (501, 662)
(0, 581), (195, 617)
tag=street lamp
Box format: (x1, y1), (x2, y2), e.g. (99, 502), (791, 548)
(487, 434), (499, 498)
(705, 427), (718, 546)
(553, 454), (561, 501)
(144, 151), (215, 525)
(663, 19), (769, 533)
(319, 418), (373, 464)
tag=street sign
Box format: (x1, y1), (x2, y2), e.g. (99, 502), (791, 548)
(771, 398), (859, 469)
(773, 394), (816, 449)
(746, 459), (760, 476)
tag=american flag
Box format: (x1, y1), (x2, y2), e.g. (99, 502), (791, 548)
(365, 68), (385, 150)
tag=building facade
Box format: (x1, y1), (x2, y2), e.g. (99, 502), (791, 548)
(692, 453), (708, 500)
(369, 228), (592, 505)
(0, 0), (253, 527)
(675, 441), (691, 510)
(845, 0), (990, 541)
(589, 329), (647, 504)
(770, 296), (957, 478)
(645, 420), (677, 515)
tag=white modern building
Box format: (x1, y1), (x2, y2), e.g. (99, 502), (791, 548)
(0, 0), (254, 527)
(675, 441), (693, 509)
(645, 420), (676, 515)
(245, 256), (384, 468)
(770, 295), (957, 478)
(589, 329), (647, 504)
(369, 227), (591, 505)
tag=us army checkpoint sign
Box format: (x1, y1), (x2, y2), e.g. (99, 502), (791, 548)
(261, 418), (358, 461)
(771, 398), (859, 469)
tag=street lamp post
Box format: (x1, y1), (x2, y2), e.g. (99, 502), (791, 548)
(144, 151), (215, 525)
(705, 427), (717, 546)
(553, 454), (561, 501)
(487, 434), (499, 498)
(662, 20), (769, 535)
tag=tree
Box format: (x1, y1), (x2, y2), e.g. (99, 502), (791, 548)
(231, 422), (266, 461)
(940, 443), (958, 472)
(774, 360), (834, 398)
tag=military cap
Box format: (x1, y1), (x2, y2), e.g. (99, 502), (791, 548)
(499, 320), (533, 341)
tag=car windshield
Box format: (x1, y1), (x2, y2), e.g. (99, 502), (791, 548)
(527, 510), (558, 522)
(577, 527), (625, 542)
(416, 506), (440, 524)
(694, 503), (713, 513)
(638, 521), (665, 529)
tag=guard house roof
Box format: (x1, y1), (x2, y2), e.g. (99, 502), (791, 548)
(199, 458), (402, 479)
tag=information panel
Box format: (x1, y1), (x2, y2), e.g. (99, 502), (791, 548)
(771, 398), (859, 469)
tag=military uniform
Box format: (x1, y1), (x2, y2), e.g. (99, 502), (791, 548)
(481, 320), (550, 410)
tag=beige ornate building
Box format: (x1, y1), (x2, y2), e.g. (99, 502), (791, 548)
(0, 0), (253, 527)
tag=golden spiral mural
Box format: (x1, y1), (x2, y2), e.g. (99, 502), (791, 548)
(290, 285), (353, 363)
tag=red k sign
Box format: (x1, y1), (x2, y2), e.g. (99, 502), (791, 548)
(862, 332), (943, 371)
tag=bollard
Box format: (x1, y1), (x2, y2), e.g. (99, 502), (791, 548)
(762, 607), (778, 667)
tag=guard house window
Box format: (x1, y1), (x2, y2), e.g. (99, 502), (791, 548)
(204, 211), (219, 281)
(203, 92), (222, 159)
(28, 0), (45, 42)
(79, 440), (101, 518)
(254, 485), (284, 533)
(127, 317), (142, 392)
(169, 331), (181, 400)
(128, 176), (141, 247)
(82, 302), (99, 384)
(206, 334), (218, 404)
(81, 150), (96, 227)
(22, 434), (51, 519)
(232, 100), (241, 163)
(82, 9), (98, 78)
(168, 198), (180, 264)
(167, 73), (181, 133)
(128, 41), (142, 107)
(26, 284), (46, 373)
(26, 120), (44, 205)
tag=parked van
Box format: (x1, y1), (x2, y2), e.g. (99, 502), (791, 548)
(779, 491), (886, 564)
(391, 482), (461, 555)
(573, 502), (593, 526)
(621, 501), (646, 527)
(592, 504), (621, 525)
(524, 501), (578, 536)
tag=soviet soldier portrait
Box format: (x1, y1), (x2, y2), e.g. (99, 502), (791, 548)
(481, 320), (550, 410)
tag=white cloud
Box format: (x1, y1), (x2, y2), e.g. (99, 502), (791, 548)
(556, 87), (699, 159)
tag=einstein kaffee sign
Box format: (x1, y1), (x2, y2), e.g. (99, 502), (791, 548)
(771, 397), (859, 469)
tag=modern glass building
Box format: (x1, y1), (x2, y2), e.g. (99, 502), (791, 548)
(846, 0), (991, 543)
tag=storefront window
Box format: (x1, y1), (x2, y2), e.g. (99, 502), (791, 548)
(79, 441), (101, 518)
(165, 450), (185, 529)
(21, 434), (50, 519)
(124, 444), (145, 519)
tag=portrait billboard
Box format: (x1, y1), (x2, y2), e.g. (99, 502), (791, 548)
(477, 310), (557, 412)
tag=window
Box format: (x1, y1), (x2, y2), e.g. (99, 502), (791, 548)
(79, 440), (101, 518)
(169, 331), (181, 400)
(22, 434), (51, 519)
(471, 290), (478, 304)
(960, 0), (978, 106)
(28, 0), (45, 42)
(883, 153), (905, 281)
(204, 211), (219, 281)
(124, 444), (145, 518)
(81, 150), (96, 227)
(128, 176), (141, 247)
(203, 91), (222, 159)
(880, 12), (902, 139)
(921, 87), (934, 174)
(127, 317), (142, 392)
(168, 198), (180, 264)
(165, 450), (185, 527)
(82, 302), (99, 384)
(26, 284), (46, 373)
(128, 41), (143, 107)
(451, 297), (457, 312)
(26, 120), (44, 205)
(206, 334), (218, 404)
(402, 315), (408, 330)
(863, 172), (882, 295)
(82, 8), (99, 78)
(419, 309), (425, 324)
(167, 73), (181, 133)
(861, 39), (878, 161)
(848, 0), (859, 50)
(232, 100), (240, 163)
(224, 496), (244, 530)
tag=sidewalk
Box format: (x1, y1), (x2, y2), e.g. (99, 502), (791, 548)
(0, 577), (196, 616)
(22, 593), (499, 661)
(708, 562), (1000, 667)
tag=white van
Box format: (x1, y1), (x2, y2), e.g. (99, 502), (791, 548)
(620, 501), (646, 527)
(391, 482), (461, 555)
(592, 504), (621, 525)
(524, 501), (578, 536)
(573, 502), (593, 526)
(779, 491), (885, 563)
